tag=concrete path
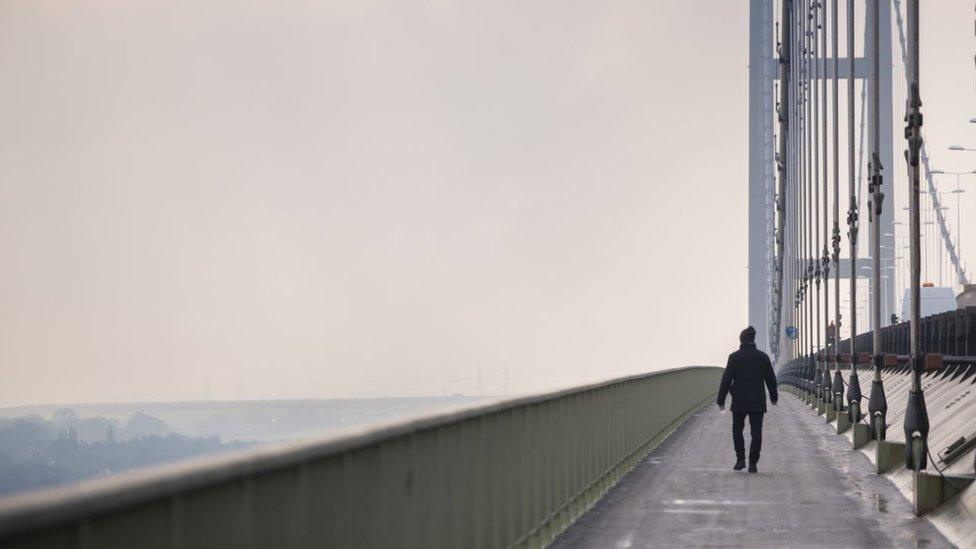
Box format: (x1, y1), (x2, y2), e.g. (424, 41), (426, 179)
(552, 395), (951, 548)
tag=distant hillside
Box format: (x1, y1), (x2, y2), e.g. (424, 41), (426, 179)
(0, 396), (489, 443)
(0, 396), (492, 497)
(0, 410), (251, 497)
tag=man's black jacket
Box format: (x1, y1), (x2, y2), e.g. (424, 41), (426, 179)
(717, 342), (778, 413)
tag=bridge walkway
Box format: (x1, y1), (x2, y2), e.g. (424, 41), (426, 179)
(552, 395), (951, 548)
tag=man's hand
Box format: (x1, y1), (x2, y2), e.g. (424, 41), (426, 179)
(718, 404), (725, 411)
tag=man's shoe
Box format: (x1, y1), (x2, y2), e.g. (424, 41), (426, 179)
(733, 459), (746, 471)
(748, 464), (758, 473)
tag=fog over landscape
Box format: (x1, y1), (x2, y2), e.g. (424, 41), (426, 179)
(0, 1), (752, 407)
(0, 1), (974, 408)
(0, 396), (481, 495)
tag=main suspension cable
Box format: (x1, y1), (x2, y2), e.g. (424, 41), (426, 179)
(892, 0), (969, 285)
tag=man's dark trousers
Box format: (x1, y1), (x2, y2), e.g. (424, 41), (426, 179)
(732, 410), (764, 465)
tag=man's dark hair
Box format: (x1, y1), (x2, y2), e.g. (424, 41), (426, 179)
(740, 326), (756, 344)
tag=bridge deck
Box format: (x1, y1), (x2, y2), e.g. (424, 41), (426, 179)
(552, 396), (951, 548)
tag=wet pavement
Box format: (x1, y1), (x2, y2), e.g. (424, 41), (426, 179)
(551, 395), (952, 548)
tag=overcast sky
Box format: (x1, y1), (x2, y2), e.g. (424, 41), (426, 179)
(0, 1), (973, 406)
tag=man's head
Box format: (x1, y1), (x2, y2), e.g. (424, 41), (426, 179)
(740, 326), (756, 344)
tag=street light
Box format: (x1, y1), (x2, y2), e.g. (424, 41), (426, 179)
(930, 169), (976, 282)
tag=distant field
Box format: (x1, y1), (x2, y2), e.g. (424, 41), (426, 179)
(0, 396), (492, 444)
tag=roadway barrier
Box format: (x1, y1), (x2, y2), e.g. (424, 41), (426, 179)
(0, 366), (721, 549)
(846, 307), (976, 356)
(780, 357), (976, 528)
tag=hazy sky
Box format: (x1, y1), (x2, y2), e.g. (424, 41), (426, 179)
(0, 1), (972, 406)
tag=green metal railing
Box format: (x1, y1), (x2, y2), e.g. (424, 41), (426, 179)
(0, 366), (721, 549)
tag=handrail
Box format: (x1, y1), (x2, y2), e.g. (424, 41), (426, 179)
(0, 366), (721, 548)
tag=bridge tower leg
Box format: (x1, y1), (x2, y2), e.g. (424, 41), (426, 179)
(749, 0), (776, 354)
(755, 0), (895, 357)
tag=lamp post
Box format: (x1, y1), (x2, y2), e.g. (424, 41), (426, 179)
(931, 168), (975, 283)
(922, 220), (935, 283)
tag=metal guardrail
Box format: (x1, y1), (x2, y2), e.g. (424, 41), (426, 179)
(0, 366), (721, 549)
(843, 307), (976, 357)
(777, 353), (976, 389)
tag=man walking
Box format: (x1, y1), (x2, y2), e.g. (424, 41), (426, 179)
(717, 326), (778, 473)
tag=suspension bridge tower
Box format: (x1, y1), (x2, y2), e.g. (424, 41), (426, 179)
(749, 0), (895, 356)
